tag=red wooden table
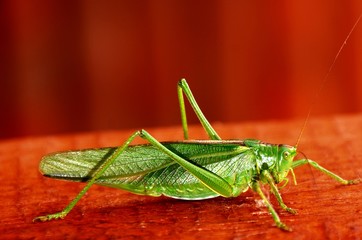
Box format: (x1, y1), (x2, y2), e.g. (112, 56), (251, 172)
(1, 114), (362, 239)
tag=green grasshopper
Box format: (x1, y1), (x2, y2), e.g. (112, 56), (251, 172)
(33, 78), (360, 231)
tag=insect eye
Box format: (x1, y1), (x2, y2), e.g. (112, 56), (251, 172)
(283, 151), (290, 159)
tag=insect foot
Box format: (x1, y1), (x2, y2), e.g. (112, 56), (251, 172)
(276, 221), (292, 232)
(33, 211), (66, 222)
(347, 178), (361, 185)
(285, 207), (297, 214)
(278, 202), (297, 214)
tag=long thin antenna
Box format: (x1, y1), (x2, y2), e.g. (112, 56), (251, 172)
(295, 13), (362, 148)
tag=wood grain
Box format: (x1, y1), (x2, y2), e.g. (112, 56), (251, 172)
(1, 114), (362, 239)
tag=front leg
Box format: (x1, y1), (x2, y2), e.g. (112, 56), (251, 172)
(261, 171), (297, 214)
(252, 181), (291, 231)
(292, 159), (361, 185)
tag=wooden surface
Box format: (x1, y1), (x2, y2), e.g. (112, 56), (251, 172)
(1, 113), (362, 239)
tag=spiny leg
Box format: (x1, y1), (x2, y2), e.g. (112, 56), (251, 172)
(138, 129), (234, 197)
(261, 171), (297, 214)
(177, 79), (221, 140)
(292, 159), (361, 185)
(252, 181), (291, 231)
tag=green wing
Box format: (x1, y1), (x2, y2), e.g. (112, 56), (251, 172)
(40, 142), (255, 199)
(40, 144), (175, 180)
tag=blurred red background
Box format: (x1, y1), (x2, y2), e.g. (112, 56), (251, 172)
(1, 1), (362, 140)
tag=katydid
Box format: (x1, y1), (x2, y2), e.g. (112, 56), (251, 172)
(33, 78), (360, 231)
(34, 17), (362, 231)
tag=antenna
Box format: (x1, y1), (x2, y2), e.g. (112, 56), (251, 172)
(295, 13), (362, 148)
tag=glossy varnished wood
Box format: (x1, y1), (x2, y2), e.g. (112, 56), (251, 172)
(1, 114), (362, 239)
